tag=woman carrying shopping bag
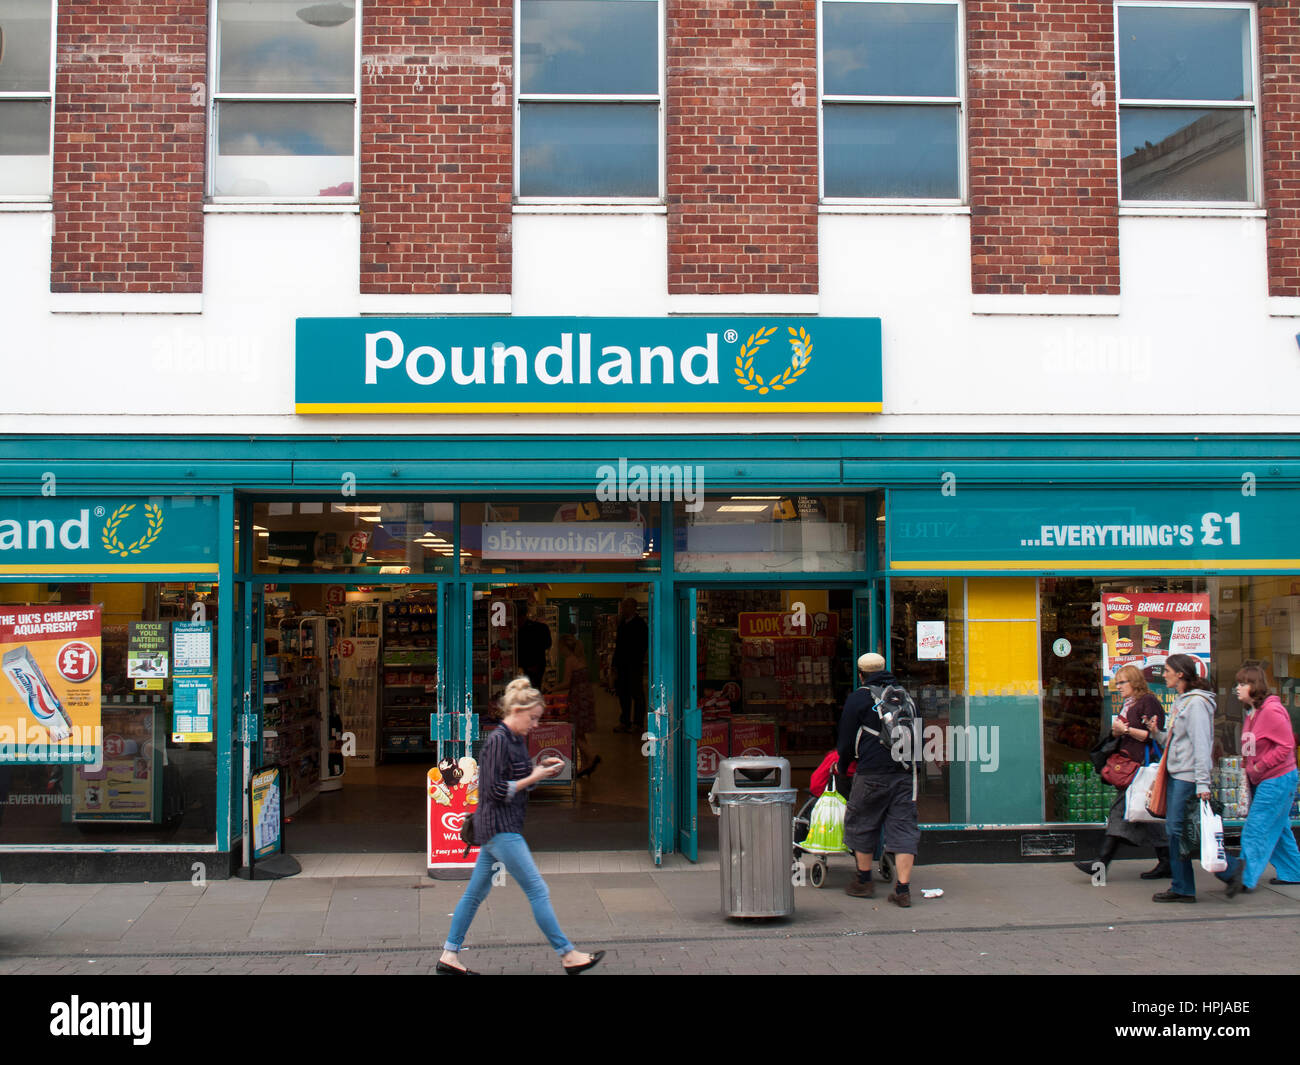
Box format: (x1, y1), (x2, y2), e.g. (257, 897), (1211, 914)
(1216, 664), (1300, 898)
(1073, 665), (1169, 880)
(1143, 654), (1215, 903)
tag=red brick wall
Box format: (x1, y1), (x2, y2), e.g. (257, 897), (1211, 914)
(967, 0), (1119, 295)
(361, 3), (512, 295)
(51, 2), (206, 293)
(667, 0), (818, 295)
(1260, 3), (1300, 298)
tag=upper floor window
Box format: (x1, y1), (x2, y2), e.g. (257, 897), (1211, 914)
(1116, 2), (1258, 205)
(0, 0), (54, 199)
(820, 0), (963, 202)
(517, 0), (662, 201)
(210, 0), (359, 201)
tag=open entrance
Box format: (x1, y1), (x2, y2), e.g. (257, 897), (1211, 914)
(246, 580), (654, 854)
(469, 582), (651, 851)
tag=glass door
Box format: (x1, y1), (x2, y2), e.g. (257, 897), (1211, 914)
(676, 586), (699, 861)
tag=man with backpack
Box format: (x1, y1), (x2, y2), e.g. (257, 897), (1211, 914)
(836, 653), (921, 906)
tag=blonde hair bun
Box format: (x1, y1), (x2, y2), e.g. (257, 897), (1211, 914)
(499, 675), (542, 718)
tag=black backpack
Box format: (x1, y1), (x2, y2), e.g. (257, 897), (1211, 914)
(856, 684), (921, 767)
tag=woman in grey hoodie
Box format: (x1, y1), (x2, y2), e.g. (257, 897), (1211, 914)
(1143, 653), (1215, 903)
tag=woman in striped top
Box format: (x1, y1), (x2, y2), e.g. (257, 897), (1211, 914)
(437, 676), (605, 975)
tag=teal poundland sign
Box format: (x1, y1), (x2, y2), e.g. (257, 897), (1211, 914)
(889, 487), (1300, 572)
(295, 317), (883, 413)
(0, 497), (221, 574)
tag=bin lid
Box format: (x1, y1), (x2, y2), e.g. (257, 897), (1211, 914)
(713, 756), (790, 791)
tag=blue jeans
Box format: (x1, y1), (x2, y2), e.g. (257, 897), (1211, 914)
(1164, 777), (1199, 897)
(443, 832), (574, 957)
(1216, 769), (1300, 890)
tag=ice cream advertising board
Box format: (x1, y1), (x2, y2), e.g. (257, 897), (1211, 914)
(427, 759), (480, 874)
(0, 606), (102, 764)
(1101, 592), (1211, 687)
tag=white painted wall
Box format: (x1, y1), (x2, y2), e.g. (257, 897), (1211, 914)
(2, 208), (1298, 435)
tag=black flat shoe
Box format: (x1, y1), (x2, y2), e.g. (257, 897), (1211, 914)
(564, 949), (605, 975)
(1270, 878), (1300, 885)
(1140, 861), (1171, 880)
(1073, 859), (1105, 877)
(575, 755), (602, 779)
(436, 960), (479, 975)
(1151, 890), (1196, 903)
(1224, 867), (1245, 899)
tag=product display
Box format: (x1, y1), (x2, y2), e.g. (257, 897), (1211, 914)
(1054, 761), (1121, 823)
(381, 599), (439, 759)
(261, 618), (334, 813)
(693, 589), (853, 762)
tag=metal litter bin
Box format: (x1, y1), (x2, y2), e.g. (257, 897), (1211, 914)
(708, 757), (797, 918)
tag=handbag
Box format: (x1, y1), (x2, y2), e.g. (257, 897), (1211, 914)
(1100, 751), (1140, 788)
(1144, 704), (1179, 819)
(459, 812), (479, 858)
(1198, 799), (1227, 873)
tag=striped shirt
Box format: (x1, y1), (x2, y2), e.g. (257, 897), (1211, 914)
(475, 723), (534, 839)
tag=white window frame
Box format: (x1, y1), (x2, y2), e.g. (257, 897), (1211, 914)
(0, 0), (57, 202)
(1114, 0), (1262, 209)
(514, 0), (665, 205)
(206, 0), (362, 204)
(818, 0), (967, 206)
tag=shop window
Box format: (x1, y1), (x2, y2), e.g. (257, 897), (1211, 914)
(1039, 576), (1300, 824)
(210, 0), (358, 201)
(888, 577), (965, 824)
(820, 0), (963, 201)
(1116, 2), (1258, 204)
(517, 0), (661, 200)
(0, 0), (54, 198)
(0, 582), (218, 845)
(693, 589), (856, 777)
(674, 495), (866, 573)
(460, 501), (661, 574)
(253, 501), (454, 575)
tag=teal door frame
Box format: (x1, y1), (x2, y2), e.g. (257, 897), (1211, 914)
(676, 586), (699, 861)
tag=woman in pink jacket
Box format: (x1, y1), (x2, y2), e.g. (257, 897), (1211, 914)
(1218, 664), (1300, 897)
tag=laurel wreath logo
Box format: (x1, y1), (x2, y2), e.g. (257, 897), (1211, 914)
(733, 326), (814, 394)
(101, 503), (165, 557)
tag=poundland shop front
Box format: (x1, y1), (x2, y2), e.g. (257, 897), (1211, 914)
(1, 317), (1297, 879)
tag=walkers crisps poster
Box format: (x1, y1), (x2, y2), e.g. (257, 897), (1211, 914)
(295, 317), (883, 413)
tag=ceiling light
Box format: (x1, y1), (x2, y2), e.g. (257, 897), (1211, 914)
(730, 496), (780, 500)
(716, 504), (773, 513)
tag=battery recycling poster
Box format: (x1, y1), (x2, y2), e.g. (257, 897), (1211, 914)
(0, 606), (102, 764)
(1100, 593), (1212, 695)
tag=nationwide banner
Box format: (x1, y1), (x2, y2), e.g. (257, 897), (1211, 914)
(0, 606), (102, 764)
(295, 317), (883, 414)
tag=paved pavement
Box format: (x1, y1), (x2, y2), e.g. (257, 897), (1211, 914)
(1, 853), (1298, 976)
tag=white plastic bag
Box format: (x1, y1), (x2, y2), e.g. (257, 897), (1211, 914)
(1199, 799), (1227, 874)
(1124, 764), (1164, 823)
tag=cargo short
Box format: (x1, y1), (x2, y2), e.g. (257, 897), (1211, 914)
(844, 770), (920, 856)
